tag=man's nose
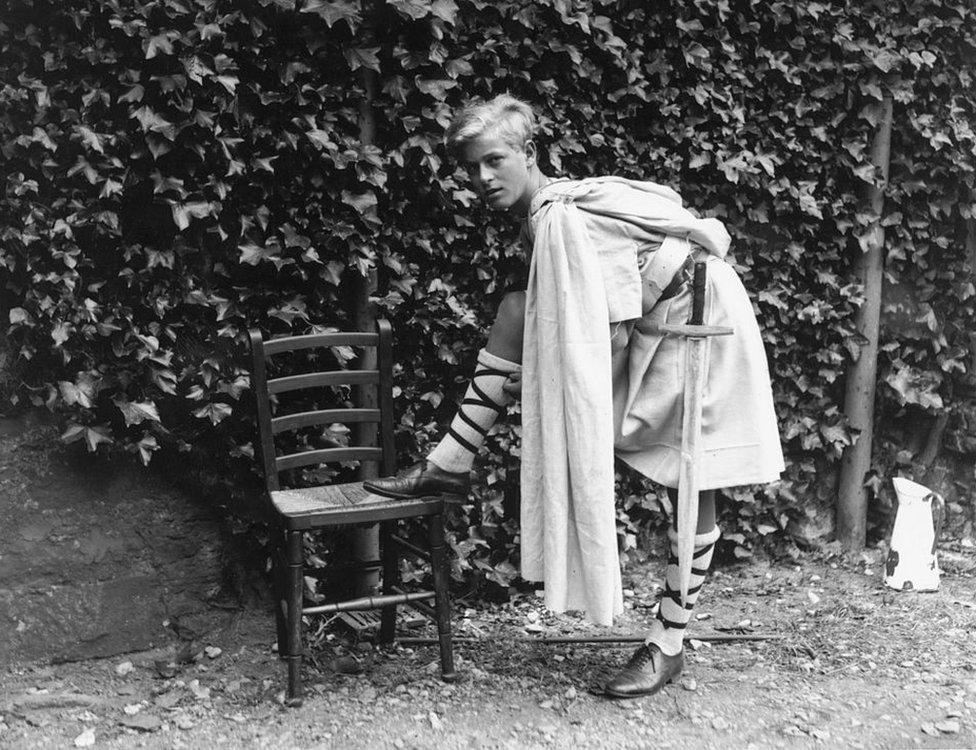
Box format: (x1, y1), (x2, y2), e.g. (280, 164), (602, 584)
(478, 163), (492, 184)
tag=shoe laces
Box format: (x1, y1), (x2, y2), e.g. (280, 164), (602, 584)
(626, 643), (659, 673)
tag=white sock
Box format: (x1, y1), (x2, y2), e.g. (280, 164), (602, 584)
(645, 525), (721, 656)
(427, 349), (521, 473)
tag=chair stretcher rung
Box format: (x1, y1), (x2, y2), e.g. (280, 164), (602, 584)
(303, 590), (435, 615)
(390, 534), (431, 562)
(392, 585), (436, 619)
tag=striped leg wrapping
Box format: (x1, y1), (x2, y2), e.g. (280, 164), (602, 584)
(646, 525), (721, 656)
(427, 349), (521, 474)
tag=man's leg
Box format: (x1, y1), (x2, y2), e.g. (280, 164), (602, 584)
(365, 293), (525, 498)
(605, 490), (720, 698)
(644, 489), (718, 654)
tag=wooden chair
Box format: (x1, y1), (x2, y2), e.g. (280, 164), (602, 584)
(248, 320), (455, 705)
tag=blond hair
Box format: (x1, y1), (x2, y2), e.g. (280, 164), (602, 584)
(445, 94), (537, 152)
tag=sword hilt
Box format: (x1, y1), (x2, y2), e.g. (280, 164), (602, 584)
(690, 261), (706, 326)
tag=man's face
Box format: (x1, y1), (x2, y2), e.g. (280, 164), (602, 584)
(460, 135), (535, 212)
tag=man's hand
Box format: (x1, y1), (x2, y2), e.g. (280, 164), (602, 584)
(502, 371), (522, 399)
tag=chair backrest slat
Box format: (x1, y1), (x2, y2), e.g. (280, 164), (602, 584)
(272, 408), (381, 435)
(268, 370), (378, 395)
(276, 447), (384, 472)
(264, 332), (378, 356)
(248, 321), (398, 496)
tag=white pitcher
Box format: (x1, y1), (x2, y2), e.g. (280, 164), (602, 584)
(884, 477), (945, 592)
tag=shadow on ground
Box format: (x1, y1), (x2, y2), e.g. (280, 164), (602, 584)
(0, 414), (244, 664)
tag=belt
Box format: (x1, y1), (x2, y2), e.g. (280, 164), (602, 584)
(658, 255), (696, 301)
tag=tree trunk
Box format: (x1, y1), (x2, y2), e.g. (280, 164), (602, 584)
(968, 219), (976, 387)
(345, 11), (381, 595)
(836, 93), (894, 550)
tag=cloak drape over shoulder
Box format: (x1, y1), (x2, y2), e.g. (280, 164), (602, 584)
(519, 177), (742, 626)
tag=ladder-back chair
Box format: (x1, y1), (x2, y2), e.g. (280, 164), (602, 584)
(248, 320), (455, 705)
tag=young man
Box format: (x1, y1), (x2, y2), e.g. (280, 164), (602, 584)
(365, 94), (784, 697)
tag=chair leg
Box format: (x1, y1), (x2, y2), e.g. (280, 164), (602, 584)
(272, 528), (287, 659)
(379, 522), (399, 644)
(284, 529), (304, 706)
(427, 513), (456, 682)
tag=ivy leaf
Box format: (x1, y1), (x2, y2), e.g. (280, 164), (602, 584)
(59, 379), (96, 408)
(51, 321), (73, 346)
(307, 129), (335, 150)
(341, 189), (378, 217)
(193, 402), (233, 424)
(444, 58), (472, 79)
(134, 435), (160, 466)
(77, 126), (105, 154)
(381, 75), (410, 103)
(870, 48), (900, 73)
(61, 424), (114, 452)
(100, 178), (124, 198)
(215, 75), (239, 95)
(238, 242), (281, 266)
(820, 423), (852, 449)
(183, 56), (215, 84)
(144, 33), (176, 59)
(431, 0), (459, 23)
(885, 366), (944, 411)
(115, 399), (162, 426)
(343, 47), (381, 72)
(131, 106), (176, 140)
(119, 84), (145, 103)
(415, 77), (457, 100)
(151, 368), (178, 395)
(389, 0), (431, 20)
(8, 307), (31, 326)
(172, 201), (214, 230)
(301, 0), (361, 30)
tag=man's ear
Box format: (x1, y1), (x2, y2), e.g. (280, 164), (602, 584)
(523, 140), (537, 166)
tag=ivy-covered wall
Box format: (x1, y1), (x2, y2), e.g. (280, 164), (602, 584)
(2, 0), (974, 581)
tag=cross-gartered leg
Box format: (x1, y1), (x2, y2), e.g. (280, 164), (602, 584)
(605, 490), (720, 698)
(365, 292), (525, 499)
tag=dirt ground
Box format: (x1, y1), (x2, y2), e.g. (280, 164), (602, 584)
(2, 542), (975, 749)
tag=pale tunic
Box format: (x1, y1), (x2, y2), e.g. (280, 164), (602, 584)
(518, 176), (784, 626)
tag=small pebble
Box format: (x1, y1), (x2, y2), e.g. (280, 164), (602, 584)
(115, 661), (134, 676)
(935, 719), (960, 734)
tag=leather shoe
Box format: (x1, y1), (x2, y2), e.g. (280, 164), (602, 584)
(363, 460), (470, 499)
(604, 642), (684, 698)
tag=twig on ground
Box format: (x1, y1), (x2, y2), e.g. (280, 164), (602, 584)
(396, 633), (783, 646)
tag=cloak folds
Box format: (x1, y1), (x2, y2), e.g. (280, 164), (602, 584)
(518, 177), (738, 626)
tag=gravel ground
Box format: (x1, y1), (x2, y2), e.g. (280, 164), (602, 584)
(2, 546), (975, 749)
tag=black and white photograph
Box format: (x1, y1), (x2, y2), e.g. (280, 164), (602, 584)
(1, 0), (974, 747)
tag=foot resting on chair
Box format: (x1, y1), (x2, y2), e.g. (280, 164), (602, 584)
(364, 460), (471, 499)
(603, 642), (684, 698)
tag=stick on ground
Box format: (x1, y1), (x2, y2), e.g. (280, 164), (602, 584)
(396, 633), (782, 645)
